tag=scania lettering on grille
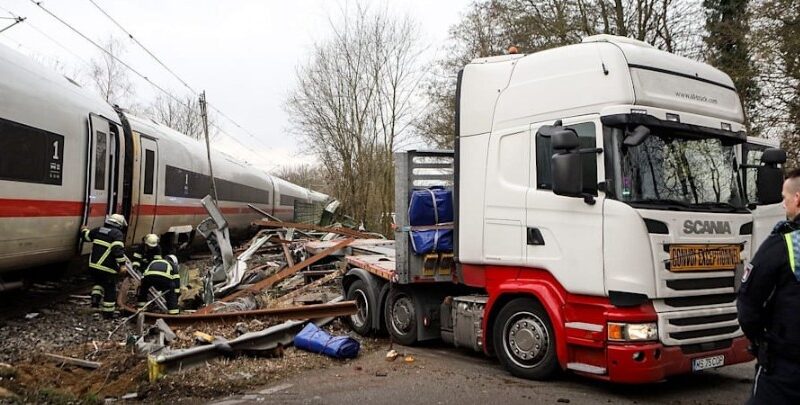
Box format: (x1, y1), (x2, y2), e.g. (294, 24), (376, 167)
(682, 220), (731, 235)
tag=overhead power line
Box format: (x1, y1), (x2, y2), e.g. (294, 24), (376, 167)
(29, 0), (275, 164)
(86, 0), (196, 94)
(0, 5), (94, 69)
(84, 0), (274, 152)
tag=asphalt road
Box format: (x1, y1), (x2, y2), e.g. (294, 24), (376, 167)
(210, 342), (755, 405)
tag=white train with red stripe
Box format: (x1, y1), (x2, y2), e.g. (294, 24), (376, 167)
(0, 43), (327, 274)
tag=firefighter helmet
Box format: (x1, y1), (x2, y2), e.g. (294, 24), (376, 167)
(166, 254), (179, 269)
(144, 234), (159, 248)
(106, 214), (128, 228)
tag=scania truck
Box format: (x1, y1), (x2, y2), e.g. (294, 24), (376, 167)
(335, 34), (787, 383)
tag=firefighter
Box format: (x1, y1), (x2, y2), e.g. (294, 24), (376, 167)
(738, 168), (800, 404)
(132, 234), (162, 274)
(138, 254), (181, 314)
(79, 213), (129, 318)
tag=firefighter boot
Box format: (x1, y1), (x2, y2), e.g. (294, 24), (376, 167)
(91, 293), (101, 309)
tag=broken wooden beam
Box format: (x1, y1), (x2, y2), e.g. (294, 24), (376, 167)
(275, 270), (342, 306)
(42, 353), (101, 369)
(197, 238), (354, 313)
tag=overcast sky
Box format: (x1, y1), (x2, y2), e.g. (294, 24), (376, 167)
(0, 0), (469, 172)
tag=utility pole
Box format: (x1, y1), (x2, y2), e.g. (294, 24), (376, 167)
(199, 91), (219, 204)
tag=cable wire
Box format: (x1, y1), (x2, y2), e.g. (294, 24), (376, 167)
(84, 0), (273, 152)
(86, 0), (196, 94)
(30, 0), (276, 164)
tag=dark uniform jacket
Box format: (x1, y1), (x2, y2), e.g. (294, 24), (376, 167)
(80, 225), (126, 274)
(737, 218), (800, 361)
(143, 258), (181, 293)
(132, 245), (162, 272)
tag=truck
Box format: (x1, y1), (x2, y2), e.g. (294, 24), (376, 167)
(332, 34), (787, 383)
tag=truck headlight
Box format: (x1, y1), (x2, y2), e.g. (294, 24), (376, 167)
(607, 322), (658, 341)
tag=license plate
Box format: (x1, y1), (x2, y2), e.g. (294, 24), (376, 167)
(669, 244), (740, 272)
(692, 355), (724, 371)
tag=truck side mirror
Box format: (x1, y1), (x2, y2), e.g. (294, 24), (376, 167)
(762, 148), (787, 165)
(756, 147), (786, 205)
(552, 153), (583, 197)
(756, 166), (783, 205)
(550, 128), (583, 197)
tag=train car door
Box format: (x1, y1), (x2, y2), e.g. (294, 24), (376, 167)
(135, 137), (159, 237)
(80, 114), (114, 254)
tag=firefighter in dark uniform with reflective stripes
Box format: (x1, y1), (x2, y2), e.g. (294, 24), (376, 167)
(138, 254), (181, 314)
(738, 169), (800, 404)
(132, 234), (162, 273)
(79, 214), (129, 318)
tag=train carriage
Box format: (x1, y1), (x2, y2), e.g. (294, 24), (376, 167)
(0, 42), (328, 275)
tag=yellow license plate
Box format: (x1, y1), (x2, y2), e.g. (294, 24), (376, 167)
(668, 244), (740, 272)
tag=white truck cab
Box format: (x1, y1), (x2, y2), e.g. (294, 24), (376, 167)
(452, 34), (786, 381)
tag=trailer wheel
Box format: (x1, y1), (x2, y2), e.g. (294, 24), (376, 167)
(385, 288), (417, 345)
(493, 298), (559, 380)
(345, 280), (373, 336)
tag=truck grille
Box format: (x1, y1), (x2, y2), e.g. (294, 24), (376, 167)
(663, 293), (736, 308)
(655, 304), (742, 346)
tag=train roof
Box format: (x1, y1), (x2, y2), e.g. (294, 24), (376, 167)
(0, 43), (119, 131)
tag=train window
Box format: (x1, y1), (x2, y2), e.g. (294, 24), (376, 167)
(94, 131), (107, 190)
(164, 165), (270, 203)
(0, 117), (64, 185)
(143, 149), (155, 194)
(280, 194), (295, 206)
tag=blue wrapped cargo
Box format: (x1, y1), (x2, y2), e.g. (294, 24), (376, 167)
(410, 228), (453, 254)
(293, 322), (360, 359)
(408, 187), (453, 226)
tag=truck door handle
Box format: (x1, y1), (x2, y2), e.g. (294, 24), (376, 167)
(527, 227), (545, 245)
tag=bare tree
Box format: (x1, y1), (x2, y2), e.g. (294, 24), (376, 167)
(286, 4), (424, 234)
(417, 0), (703, 149)
(704, 0), (760, 133)
(87, 36), (134, 106)
(749, 0), (800, 166)
(272, 164), (331, 195)
(146, 94), (215, 141)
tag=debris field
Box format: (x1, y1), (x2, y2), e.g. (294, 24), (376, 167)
(0, 213), (387, 403)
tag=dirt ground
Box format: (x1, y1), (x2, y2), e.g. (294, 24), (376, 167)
(0, 264), (374, 404)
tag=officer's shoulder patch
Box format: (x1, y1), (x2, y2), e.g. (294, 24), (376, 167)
(742, 263), (754, 283)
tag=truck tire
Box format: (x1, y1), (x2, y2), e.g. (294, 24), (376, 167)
(493, 298), (559, 380)
(346, 280), (373, 336)
(385, 287), (417, 345)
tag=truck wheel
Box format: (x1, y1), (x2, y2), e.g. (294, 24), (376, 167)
(493, 298), (559, 380)
(346, 280), (373, 336)
(385, 288), (417, 345)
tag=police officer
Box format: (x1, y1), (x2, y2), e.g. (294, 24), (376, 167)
(79, 213), (129, 318)
(132, 234), (162, 274)
(138, 254), (181, 314)
(738, 168), (800, 404)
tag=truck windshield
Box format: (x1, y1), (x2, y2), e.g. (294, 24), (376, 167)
(612, 128), (746, 212)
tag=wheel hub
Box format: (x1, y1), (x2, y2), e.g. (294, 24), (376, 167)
(351, 290), (369, 328)
(505, 313), (549, 367)
(391, 296), (414, 332)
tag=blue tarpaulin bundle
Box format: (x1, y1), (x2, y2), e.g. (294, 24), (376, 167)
(408, 187), (453, 226)
(293, 322), (360, 359)
(410, 229), (453, 254)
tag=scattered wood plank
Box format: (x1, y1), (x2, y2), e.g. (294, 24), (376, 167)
(275, 270), (342, 306)
(197, 238), (354, 313)
(42, 353), (101, 370)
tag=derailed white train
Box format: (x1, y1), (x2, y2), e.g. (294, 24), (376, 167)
(0, 43), (327, 274)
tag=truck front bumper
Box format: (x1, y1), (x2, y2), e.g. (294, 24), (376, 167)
(600, 336), (752, 383)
